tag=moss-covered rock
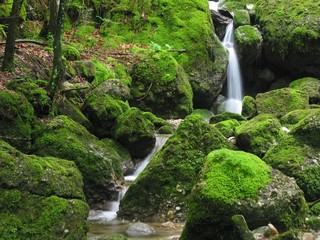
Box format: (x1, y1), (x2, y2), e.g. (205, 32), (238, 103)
(241, 95), (257, 119)
(143, 111), (174, 132)
(0, 189), (89, 240)
(118, 114), (235, 221)
(280, 108), (319, 128)
(255, 0), (320, 77)
(62, 44), (81, 61)
(74, 60), (96, 82)
(209, 111), (246, 124)
(92, 78), (131, 101)
(82, 92), (125, 138)
(0, 90), (35, 152)
(234, 9), (250, 27)
(235, 114), (282, 157)
(100, 0), (228, 109)
(0, 140), (89, 239)
(263, 109), (320, 201)
(129, 50), (193, 118)
(212, 119), (240, 138)
(113, 107), (155, 159)
(256, 88), (309, 118)
(32, 115), (123, 205)
(289, 77), (320, 104)
(181, 149), (307, 240)
(234, 25), (263, 65)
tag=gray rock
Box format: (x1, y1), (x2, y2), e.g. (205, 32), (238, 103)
(125, 223), (155, 237)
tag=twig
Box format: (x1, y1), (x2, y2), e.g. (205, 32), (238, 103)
(0, 135), (31, 141)
(168, 49), (187, 53)
(136, 82), (153, 101)
(0, 39), (48, 46)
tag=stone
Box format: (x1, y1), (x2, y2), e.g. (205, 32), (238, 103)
(289, 77), (320, 104)
(125, 223), (155, 237)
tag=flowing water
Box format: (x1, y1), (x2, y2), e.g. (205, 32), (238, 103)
(87, 135), (173, 239)
(208, 0), (219, 11)
(222, 23), (244, 114)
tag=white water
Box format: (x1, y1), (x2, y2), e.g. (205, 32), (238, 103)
(125, 136), (169, 182)
(88, 135), (168, 222)
(209, 0), (219, 11)
(222, 23), (243, 114)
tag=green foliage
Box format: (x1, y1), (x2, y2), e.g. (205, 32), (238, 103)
(255, 0), (320, 55)
(75, 25), (98, 48)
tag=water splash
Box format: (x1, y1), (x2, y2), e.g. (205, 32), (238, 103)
(222, 23), (243, 114)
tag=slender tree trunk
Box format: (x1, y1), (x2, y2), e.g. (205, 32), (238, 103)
(1, 0), (23, 72)
(48, 0), (59, 36)
(48, 0), (66, 98)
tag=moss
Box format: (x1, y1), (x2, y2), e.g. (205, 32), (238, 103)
(32, 115), (123, 204)
(192, 109), (214, 121)
(241, 95), (257, 119)
(212, 119), (240, 138)
(158, 125), (174, 134)
(75, 25), (98, 48)
(310, 202), (320, 215)
(306, 217), (320, 231)
(255, 0), (320, 55)
(91, 59), (116, 86)
(0, 0), (13, 18)
(210, 111), (246, 124)
(235, 114), (282, 157)
(99, 233), (128, 240)
(0, 90), (35, 151)
(0, 189), (89, 239)
(234, 9), (250, 27)
(181, 149), (271, 240)
(221, 0), (256, 12)
(280, 108), (319, 128)
(62, 44), (81, 61)
(118, 114), (235, 221)
(113, 107), (155, 158)
(256, 88), (309, 118)
(289, 77), (320, 104)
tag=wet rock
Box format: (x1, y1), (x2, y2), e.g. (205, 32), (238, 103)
(289, 77), (320, 104)
(125, 223), (155, 237)
(211, 9), (232, 40)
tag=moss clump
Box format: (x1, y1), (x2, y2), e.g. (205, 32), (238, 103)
(130, 49), (193, 118)
(113, 107), (155, 158)
(234, 9), (250, 27)
(280, 108), (319, 128)
(289, 77), (320, 104)
(255, 0), (320, 55)
(181, 149), (272, 240)
(212, 119), (240, 138)
(62, 45), (81, 61)
(32, 115), (123, 204)
(0, 90), (35, 151)
(0, 189), (89, 240)
(91, 59), (116, 86)
(192, 109), (214, 122)
(210, 111), (246, 124)
(256, 88), (309, 118)
(118, 114), (234, 221)
(235, 114), (282, 157)
(241, 95), (257, 119)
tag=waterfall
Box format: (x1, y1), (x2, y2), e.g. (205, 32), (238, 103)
(222, 22), (243, 114)
(88, 135), (168, 222)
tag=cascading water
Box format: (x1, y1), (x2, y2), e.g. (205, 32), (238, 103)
(222, 22), (243, 114)
(88, 135), (168, 223)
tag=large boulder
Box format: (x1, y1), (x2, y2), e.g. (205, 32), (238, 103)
(255, 88), (309, 118)
(32, 115), (124, 205)
(100, 0), (228, 109)
(0, 90), (34, 152)
(263, 109), (320, 201)
(289, 77), (320, 104)
(0, 140), (89, 239)
(255, 0), (320, 78)
(181, 149), (307, 240)
(118, 114), (235, 221)
(235, 114), (282, 157)
(113, 107), (156, 159)
(129, 50), (193, 118)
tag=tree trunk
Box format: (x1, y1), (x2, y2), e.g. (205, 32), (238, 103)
(48, 0), (59, 36)
(1, 0), (23, 72)
(48, 0), (66, 99)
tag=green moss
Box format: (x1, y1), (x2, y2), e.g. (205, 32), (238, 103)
(0, 189), (89, 239)
(280, 109), (319, 128)
(0, 0), (13, 18)
(192, 109), (214, 121)
(62, 44), (81, 61)
(256, 88), (309, 118)
(75, 25), (98, 48)
(306, 217), (320, 231)
(234, 9), (250, 27)
(289, 77), (320, 104)
(241, 95), (257, 119)
(310, 202), (320, 215)
(119, 114), (234, 221)
(221, 0), (256, 11)
(212, 119), (240, 138)
(91, 59), (116, 86)
(210, 111), (247, 124)
(255, 0), (320, 55)
(235, 25), (262, 46)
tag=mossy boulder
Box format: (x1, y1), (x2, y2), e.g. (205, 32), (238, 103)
(235, 114), (282, 157)
(263, 109), (320, 201)
(82, 92), (125, 138)
(113, 107), (156, 159)
(234, 25), (263, 65)
(101, 0), (228, 109)
(0, 140), (89, 239)
(0, 90), (34, 152)
(280, 108), (319, 128)
(181, 149), (307, 240)
(32, 115), (123, 205)
(289, 77), (320, 104)
(0, 189), (89, 240)
(74, 60), (96, 82)
(256, 88), (309, 118)
(62, 45), (81, 61)
(93, 78), (131, 101)
(118, 115), (235, 221)
(129, 50), (193, 118)
(233, 9), (250, 27)
(143, 111), (174, 133)
(255, 0), (320, 77)
(241, 95), (257, 119)
(212, 119), (240, 138)
(209, 111), (246, 124)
